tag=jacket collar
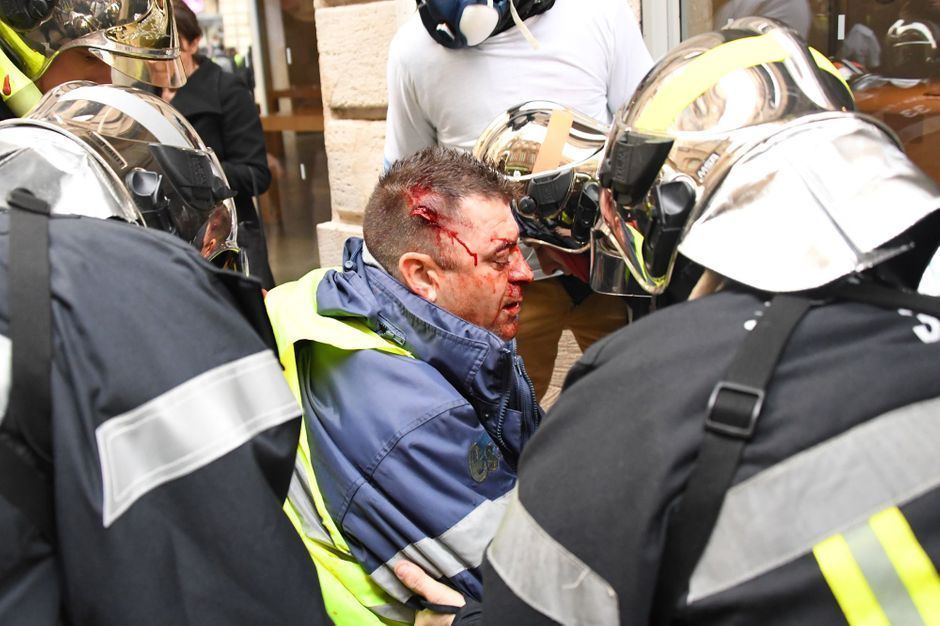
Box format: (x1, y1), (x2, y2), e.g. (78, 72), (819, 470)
(169, 58), (221, 117)
(316, 238), (515, 408)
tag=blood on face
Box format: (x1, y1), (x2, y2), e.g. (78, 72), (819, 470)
(407, 188), (479, 266)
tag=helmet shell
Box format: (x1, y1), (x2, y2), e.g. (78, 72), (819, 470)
(0, 81), (240, 266)
(594, 17), (920, 295)
(474, 100), (607, 252)
(0, 0), (185, 87)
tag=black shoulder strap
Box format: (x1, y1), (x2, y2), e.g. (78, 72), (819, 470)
(0, 188), (56, 543)
(829, 280), (940, 318)
(652, 294), (813, 623)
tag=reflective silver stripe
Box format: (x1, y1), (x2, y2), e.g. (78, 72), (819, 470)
(487, 489), (620, 626)
(370, 492), (512, 602)
(689, 394), (940, 603)
(97, 351), (300, 527)
(843, 520), (926, 625)
(287, 460), (332, 546)
(0, 334), (10, 427)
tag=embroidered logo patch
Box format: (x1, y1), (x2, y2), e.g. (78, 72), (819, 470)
(468, 432), (500, 483)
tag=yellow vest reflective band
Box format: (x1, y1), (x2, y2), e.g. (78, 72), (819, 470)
(266, 268), (415, 625)
(814, 506), (940, 626)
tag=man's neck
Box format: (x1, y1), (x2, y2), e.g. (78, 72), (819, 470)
(361, 241), (390, 274)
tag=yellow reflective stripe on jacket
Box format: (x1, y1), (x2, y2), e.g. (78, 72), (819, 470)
(869, 508), (940, 625)
(267, 268), (415, 625)
(814, 506), (940, 626)
(284, 440), (409, 625)
(266, 267), (412, 404)
(0, 22), (45, 77)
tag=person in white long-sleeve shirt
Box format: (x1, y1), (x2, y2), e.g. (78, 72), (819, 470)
(383, 0), (653, 400)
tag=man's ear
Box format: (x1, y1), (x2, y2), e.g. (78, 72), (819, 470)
(399, 252), (444, 302)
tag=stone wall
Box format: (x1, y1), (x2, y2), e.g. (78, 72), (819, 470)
(314, 0), (413, 259)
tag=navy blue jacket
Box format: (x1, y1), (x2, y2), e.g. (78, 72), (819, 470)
(295, 238), (542, 602)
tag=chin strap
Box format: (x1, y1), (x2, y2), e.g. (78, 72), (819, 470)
(508, 0), (540, 49)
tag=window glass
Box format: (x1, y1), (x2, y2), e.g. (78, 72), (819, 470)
(679, 0), (940, 183)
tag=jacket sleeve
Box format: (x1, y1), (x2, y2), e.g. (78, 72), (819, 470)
(338, 399), (516, 602)
(47, 221), (327, 625)
(383, 30), (436, 169)
(218, 76), (272, 200)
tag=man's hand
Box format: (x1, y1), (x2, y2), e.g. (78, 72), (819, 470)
(394, 561), (465, 626)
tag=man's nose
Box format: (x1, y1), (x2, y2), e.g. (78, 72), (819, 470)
(510, 254), (534, 284)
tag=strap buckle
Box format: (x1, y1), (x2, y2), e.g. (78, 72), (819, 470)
(7, 189), (50, 215)
(705, 381), (765, 439)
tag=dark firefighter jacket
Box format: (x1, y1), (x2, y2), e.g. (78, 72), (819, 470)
(0, 212), (327, 625)
(479, 287), (940, 625)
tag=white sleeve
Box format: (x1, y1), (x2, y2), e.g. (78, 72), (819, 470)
(604, 0), (654, 121)
(383, 33), (437, 170)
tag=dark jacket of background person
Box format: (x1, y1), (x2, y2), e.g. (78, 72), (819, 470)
(170, 56), (276, 288)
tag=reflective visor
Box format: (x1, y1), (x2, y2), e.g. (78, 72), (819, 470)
(597, 129), (673, 209)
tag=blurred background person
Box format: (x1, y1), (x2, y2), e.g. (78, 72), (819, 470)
(156, 0), (276, 288)
(713, 0), (811, 37)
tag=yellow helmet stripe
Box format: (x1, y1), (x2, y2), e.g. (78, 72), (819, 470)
(0, 22), (46, 77)
(0, 45), (41, 116)
(810, 47), (853, 101)
(635, 33), (791, 133)
(635, 34), (850, 133)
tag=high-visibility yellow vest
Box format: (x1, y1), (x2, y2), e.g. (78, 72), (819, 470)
(266, 268), (415, 626)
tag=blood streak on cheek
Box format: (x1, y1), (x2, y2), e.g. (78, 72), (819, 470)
(409, 201), (479, 266)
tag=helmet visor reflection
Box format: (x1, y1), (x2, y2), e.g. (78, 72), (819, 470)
(10, 0), (184, 87)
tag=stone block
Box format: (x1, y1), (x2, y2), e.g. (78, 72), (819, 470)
(317, 220), (363, 267)
(314, 0), (371, 8)
(323, 118), (386, 220)
(316, 1), (398, 111)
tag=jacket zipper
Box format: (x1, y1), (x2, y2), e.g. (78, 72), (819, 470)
(514, 354), (540, 437)
(493, 347), (514, 451)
